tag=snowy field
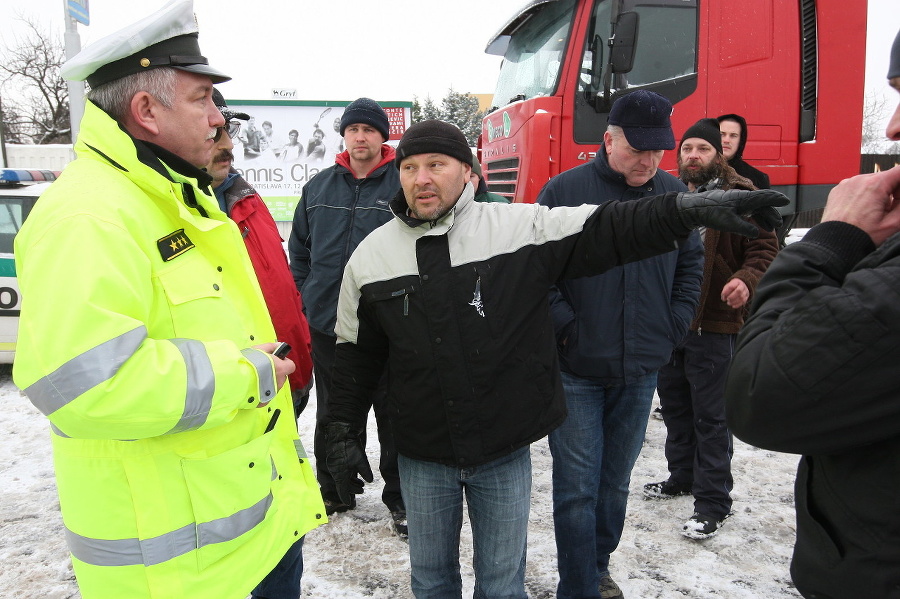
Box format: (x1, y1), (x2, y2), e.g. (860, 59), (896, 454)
(0, 363), (805, 598)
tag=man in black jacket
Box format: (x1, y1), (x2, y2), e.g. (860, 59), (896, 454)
(724, 29), (900, 599)
(645, 118), (778, 542)
(324, 119), (786, 599)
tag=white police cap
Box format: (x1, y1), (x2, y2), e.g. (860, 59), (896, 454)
(61, 0), (230, 88)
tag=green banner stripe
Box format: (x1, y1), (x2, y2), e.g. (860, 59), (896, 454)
(0, 259), (16, 277)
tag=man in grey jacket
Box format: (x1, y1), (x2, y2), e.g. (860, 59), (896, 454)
(324, 119), (786, 599)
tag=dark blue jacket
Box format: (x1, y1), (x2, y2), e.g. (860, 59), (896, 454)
(288, 146), (398, 336)
(537, 150), (703, 384)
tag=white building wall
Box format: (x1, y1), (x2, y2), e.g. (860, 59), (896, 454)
(5, 144), (75, 171)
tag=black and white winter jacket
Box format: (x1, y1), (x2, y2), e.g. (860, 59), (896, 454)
(329, 183), (694, 467)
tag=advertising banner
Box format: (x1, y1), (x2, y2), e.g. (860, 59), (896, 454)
(227, 100), (411, 221)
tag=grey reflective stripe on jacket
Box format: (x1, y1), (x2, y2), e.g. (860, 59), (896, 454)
(166, 338), (216, 433)
(24, 326), (147, 416)
(241, 348), (277, 404)
(65, 486), (275, 567)
(23, 327), (276, 432)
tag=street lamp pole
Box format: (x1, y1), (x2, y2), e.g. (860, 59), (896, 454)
(63, 0), (85, 143)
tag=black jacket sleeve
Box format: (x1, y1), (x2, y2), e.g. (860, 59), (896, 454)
(725, 221), (900, 455)
(554, 192), (693, 281)
(327, 272), (392, 430)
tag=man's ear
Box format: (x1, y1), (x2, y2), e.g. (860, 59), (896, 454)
(128, 91), (162, 137)
(603, 130), (614, 153)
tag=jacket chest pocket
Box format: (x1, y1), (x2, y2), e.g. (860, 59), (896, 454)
(156, 258), (233, 337)
(365, 283), (418, 317)
(361, 281), (423, 342)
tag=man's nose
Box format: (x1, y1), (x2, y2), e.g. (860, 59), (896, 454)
(415, 168), (432, 186)
(209, 102), (225, 128)
(887, 103), (900, 140)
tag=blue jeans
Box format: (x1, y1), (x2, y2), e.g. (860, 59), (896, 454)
(398, 448), (531, 599)
(251, 536), (304, 599)
(549, 371), (657, 599)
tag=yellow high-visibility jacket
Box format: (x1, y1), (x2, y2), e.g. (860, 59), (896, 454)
(13, 101), (325, 599)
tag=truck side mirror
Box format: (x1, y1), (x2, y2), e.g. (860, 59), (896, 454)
(610, 11), (639, 74)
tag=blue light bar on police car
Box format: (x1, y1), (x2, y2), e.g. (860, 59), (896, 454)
(0, 169), (60, 184)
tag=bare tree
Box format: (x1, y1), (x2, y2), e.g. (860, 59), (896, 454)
(0, 17), (70, 145)
(861, 90), (894, 154)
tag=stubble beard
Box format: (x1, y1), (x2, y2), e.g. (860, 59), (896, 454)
(410, 199), (449, 222)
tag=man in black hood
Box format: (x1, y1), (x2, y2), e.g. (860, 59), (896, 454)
(717, 113), (770, 190)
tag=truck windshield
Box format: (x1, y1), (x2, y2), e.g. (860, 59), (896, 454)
(492, 0), (578, 106)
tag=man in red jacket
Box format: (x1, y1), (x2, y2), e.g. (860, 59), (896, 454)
(206, 89), (314, 418)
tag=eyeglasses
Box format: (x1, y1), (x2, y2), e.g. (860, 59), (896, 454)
(213, 120), (242, 142)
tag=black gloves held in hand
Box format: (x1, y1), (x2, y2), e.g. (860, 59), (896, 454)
(675, 189), (789, 238)
(324, 421), (374, 505)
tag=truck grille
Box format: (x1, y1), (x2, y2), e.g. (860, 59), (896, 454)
(485, 158), (519, 200)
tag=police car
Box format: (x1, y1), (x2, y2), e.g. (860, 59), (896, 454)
(0, 168), (59, 363)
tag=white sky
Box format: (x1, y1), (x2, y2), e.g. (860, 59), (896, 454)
(1, 0), (897, 123)
(2, 0), (526, 103)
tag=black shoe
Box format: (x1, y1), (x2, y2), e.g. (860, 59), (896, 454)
(599, 573), (623, 599)
(681, 511), (732, 540)
(642, 479), (692, 500)
(390, 510), (408, 541)
(651, 406), (663, 420)
(322, 494), (355, 516)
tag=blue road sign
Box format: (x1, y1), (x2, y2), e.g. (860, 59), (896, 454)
(67, 0), (90, 25)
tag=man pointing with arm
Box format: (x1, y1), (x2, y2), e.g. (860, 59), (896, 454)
(324, 119), (786, 598)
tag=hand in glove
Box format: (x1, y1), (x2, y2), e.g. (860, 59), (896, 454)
(676, 189), (789, 238)
(324, 421), (374, 505)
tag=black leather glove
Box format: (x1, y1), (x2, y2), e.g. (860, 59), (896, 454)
(675, 189), (788, 238)
(324, 421), (374, 505)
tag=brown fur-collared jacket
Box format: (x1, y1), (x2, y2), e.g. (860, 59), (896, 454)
(691, 166), (778, 334)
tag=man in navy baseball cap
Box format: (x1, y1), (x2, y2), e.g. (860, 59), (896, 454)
(608, 89), (676, 151)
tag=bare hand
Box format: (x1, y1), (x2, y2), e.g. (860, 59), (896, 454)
(253, 342), (295, 396)
(721, 278), (750, 309)
(821, 166), (900, 246)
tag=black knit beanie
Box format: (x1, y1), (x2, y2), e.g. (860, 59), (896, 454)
(340, 97), (390, 142)
(889, 28), (900, 79)
(395, 120), (473, 168)
(680, 118), (723, 154)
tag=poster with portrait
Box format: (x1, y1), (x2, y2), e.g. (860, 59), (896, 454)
(227, 100), (411, 221)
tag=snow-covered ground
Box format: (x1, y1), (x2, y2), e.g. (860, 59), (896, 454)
(784, 228), (810, 245)
(0, 364), (804, 598)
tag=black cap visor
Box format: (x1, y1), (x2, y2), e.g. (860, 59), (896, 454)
(87, 33), (230, 88)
